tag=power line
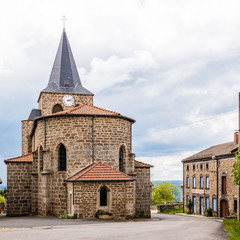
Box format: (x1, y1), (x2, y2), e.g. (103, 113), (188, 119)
(133, 110), (238, 137)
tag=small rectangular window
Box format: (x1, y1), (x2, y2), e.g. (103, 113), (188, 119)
(222, 176), (227, 194)
(213, 198), (217, 212)
(187, 195), (189, 204)
(193, 176), (196, 188)
(206, 163), (209, 170)
(206, 176), (209, 189)
(187, 165), (189, 171)
(193, 164), (195, 170)
(200, 164), (203, 170)
(234, 200), (237, 212)
(187, 177), (190, 188)
(200, 176), (203, 189)
(206, 197), (209, 209)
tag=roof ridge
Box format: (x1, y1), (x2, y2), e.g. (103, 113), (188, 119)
(77, 161), (101, 178)
(84, 104), (120, 115)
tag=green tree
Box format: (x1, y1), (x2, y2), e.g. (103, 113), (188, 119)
(232, 146), (240, 186)
(152, 182), (179, 205)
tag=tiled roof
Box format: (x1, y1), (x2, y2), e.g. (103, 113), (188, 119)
(182, 141), (238, 162)
(134, 160), (153, 168)
(4, 153), (33, 163)
(67, 161), (133, 181)
(51, 104), (120, 116)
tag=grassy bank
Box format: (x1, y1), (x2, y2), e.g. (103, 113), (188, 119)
(161, 206), (183, 214)
(224, 218), (240, 240)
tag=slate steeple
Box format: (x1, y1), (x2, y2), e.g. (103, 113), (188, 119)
(42, 29), (93, 95)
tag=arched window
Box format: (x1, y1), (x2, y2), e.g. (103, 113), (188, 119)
(100, 187), (107, 206)
(119, 147), (124, 172)
(59, 144), (66, 171)
(52, 104), (63, 113)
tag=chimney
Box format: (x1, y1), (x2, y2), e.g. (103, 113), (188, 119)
(234, 132), (239, 145)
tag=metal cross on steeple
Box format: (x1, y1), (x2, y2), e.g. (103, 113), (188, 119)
(61, 15), (67, 29)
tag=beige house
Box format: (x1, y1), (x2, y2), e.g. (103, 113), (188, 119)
(182, 136), (238, 217)
(5, 29), (153, 219)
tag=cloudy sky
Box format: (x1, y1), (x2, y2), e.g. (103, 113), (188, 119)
(1, 0), (240, 185)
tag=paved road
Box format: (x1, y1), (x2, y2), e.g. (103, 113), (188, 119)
(0, 214), (227, 240)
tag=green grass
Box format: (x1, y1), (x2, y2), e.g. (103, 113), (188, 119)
(161, 206), (183, 214)
(223, 218), (240, 240)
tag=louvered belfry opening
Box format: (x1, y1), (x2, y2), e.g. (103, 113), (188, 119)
(100, 187), (107, 206)
(52, 104), (63, 113)
(59, 144), (66, 171)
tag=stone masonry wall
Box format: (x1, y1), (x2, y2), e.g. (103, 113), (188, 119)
(6, 162), (32, 216)
(22, 120), (33, 155)
(32, 115), (133, 216)
(183, 158), (238, 217)
(38, 92), (93, 116)
(68, 181), (135, 219)
(135, 167), (151, 218)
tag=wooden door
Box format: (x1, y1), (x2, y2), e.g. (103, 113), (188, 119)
(221, 200), (229, 217)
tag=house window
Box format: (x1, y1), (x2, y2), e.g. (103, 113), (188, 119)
(119, 146), (124, 172)
(187, 165), (189, 171)
(200, 164), (203, 170)
(200, 176), (203, 189)
(186, 195), (189, 205)
(213, 198), (217, 212)
(100, 187), (107, 206)
(206, 176), (209, 189)
(187, 176), (190, 188)
(52, 104), (63, 113)
(206, 163), (209, 170)
(39, 146), (43, 172)
(193, 176), (196, 188)
(234, 200), (237, 212)
(206, 197), (209, 209)
(59, 144), (66, 171)
(193, 164), (195, 170)
(222, 176), (227, 194)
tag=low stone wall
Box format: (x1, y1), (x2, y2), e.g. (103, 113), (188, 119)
(152, 202), (183, 213)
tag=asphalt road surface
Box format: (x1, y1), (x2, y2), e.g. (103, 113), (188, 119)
(0, 214), (227, 240)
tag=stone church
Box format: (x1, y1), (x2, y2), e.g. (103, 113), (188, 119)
(5, 29), (153, 219)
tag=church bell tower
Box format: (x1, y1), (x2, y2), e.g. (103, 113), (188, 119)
(38, 29), (93, 116)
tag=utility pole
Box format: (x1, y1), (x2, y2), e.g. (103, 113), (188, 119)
(238, 93), (240, 222)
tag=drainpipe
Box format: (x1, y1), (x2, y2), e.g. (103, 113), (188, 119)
(73, 181), (75, 214)
(92, 116), (95, 163)
(44, 118), (46, 148)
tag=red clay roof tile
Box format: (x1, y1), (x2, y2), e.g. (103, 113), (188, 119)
(51, 104), (120, 116)
(4, 153), (33, 163)
(67, 161), (133, 181)
(134, 160), (153, 168)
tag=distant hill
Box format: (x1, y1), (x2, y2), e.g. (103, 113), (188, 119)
(153, 180), (182, 201)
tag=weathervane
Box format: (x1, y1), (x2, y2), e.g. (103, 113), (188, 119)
(61, 15), (67, 29)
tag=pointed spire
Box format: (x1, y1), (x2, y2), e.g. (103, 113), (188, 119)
(42, 30), (93, 95)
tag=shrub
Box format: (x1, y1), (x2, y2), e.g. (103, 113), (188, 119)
(205, 208), (213, 217)
(0, 196), (5, 203)
(95, 210), (113, 218)
(59, 213), (77, 219)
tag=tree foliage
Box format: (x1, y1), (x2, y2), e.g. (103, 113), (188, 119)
(152, 182), (179, 205)
(232, 146), (240, 186)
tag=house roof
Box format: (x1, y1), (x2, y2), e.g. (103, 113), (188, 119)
(51, 104), (120, 116)
(23, 109), (42, 121)
(134, 160), (153, 168)
(4, 153), (33, 164)
(182, 141), (238, 162)
(67, 161), (133, 182)
(41, 29), (93, 96)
